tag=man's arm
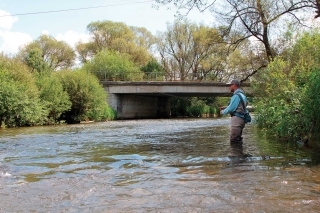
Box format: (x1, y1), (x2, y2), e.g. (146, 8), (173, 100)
(221, 95), (240, 115)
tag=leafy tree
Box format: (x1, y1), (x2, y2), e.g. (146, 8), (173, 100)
(0, 54), (46, 127)
(130, 26), (157, 50)
(35, 73), (71, 124)
(83, 50), (144, 81)
(156, 19), (227, 81)
(226, 39), (268, 82)
(87, 20), (134, 51)
(18, 34), (76, 71)
(141, 58), (165, 80)
(79, 20), (152, 66)
(192, 25), (228, 81)
(57, 69), (113, 123)
(253, 30), (320, 142)
(253, 58), (300, 138)
(300, 69), (320, 141)
(288, 30), (320, 85)
(156, 0), (319, 80)
(24, 47), (49, 73)
(75, 41), (97, 64)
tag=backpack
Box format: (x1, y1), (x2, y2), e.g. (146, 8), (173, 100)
(236, 93), (251, 123)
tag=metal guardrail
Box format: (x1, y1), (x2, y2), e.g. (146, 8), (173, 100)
(96, 71), (219, 82)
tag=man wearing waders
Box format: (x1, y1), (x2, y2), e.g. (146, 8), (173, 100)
(220, 79), (248, 144)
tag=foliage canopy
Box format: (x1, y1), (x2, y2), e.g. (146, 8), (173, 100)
(18, 34), (76, 72)
(253, 30), (320, 143)
(83, 50), (144, 81)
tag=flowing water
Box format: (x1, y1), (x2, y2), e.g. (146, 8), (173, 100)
(0, 117), (320, 212)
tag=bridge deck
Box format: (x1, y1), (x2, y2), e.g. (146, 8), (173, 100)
(101, 81), (251, 97)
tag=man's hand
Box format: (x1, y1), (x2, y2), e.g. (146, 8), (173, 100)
(219, 107), (226, 115)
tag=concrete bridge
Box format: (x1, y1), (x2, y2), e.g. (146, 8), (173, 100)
(101, 81), (251, 119)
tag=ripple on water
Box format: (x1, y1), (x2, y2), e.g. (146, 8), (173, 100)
(1, 119), (320, 212)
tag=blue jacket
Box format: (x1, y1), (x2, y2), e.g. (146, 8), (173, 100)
(221, 89), (248, 118)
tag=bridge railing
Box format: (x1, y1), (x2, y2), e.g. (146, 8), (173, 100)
(96, 71), (219, 82)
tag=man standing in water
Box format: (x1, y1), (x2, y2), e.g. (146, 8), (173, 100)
(220, 79), (248, 144)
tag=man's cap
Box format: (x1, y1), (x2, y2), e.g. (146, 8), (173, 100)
(227, 79), (241, 86)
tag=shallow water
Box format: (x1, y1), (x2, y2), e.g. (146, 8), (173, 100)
(0, 117), (320, 212)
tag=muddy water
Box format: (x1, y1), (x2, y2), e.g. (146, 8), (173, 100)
(0, 118), (320, 212)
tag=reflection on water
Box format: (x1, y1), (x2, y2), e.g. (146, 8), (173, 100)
(1, 118), (320, 212)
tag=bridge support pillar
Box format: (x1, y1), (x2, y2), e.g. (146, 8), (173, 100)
(107, 94), (171, 119)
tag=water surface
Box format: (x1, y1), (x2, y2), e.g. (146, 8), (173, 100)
(0, 118), (320, 212)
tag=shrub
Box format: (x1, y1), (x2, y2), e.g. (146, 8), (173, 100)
(0, 55), (46, 127)
(57, 69), (114, 123)
(83, 50), (144, 81)
(253, 31), (320, 143)
(300, 68), (320, 141)
(35, 73), (71, 124)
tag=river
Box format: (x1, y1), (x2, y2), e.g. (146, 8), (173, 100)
(0, 117), (320, 212)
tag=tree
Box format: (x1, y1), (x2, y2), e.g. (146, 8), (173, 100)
(87, 20), (134, 52)
(289, 30), (320, 84)
(75, 41), (97, 64)
(219, 0), (318, 60)
(156, 19), (227, 81)
(82, 49), (144, 81)
(57, 69), (113, 123)
(253, 30), (320, 142)
(24, 47), (49, 73)
(79, 21), (153, 66)
(226, 39), (268, 81)
(300, 68), (320, 141)
(156, 0), (319, 79)
(130, 26), (157, 52)
(141, 58), (165, 80)
(0, 54), (46, 127)
(18, 34), (76, 71)
(192, 25), (229, 81)
(35, 73), (71, 123)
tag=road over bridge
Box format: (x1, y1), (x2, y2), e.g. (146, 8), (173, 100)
(101, 81), (251, 97)
(100, 81), (251, 119)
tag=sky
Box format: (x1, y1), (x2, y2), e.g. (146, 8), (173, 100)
(0, 0), (214, 55)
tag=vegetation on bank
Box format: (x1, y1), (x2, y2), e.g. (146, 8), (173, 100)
(0, 54), (116, 127)
(170, 97), (225, 118)
(253, 31), (320, 143)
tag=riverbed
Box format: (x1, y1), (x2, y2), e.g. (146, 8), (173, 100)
(0, 117), (320, 212)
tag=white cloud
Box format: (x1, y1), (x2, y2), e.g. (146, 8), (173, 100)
(55, 30), (90, 48)
(41, 30), (50, 35)
(0, 9), (32, 54)
(0, 30), (32, 54)
(0, 9), (17, 30)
